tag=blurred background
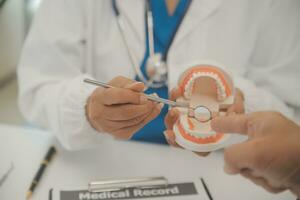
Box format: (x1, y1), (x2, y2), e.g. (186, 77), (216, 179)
(0, 0), (41, 125)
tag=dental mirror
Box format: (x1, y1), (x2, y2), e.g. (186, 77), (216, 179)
(193, 106), (212, 123)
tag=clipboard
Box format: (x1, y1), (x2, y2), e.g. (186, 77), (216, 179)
(49, 177), (211, 200)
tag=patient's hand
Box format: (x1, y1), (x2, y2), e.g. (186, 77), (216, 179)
(164, 87), (245, 156)
(86, 76), (162, 139)
(211, 112), (300, 197)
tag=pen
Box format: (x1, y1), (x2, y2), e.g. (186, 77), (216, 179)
(200, 177), (213, 200)
(26, 146), (57, 200)
(0, 162), (14, 187)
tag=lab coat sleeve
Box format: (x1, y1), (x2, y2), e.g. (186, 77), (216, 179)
(18, 0), (112, 150)
(234, 0), (300, 120)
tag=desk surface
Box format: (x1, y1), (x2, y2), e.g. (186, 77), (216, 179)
(0, 124), (296, 200)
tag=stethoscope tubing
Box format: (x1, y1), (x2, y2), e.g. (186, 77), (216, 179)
(112, 0), (167, 88)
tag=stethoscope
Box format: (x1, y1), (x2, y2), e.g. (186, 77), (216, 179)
(112, 0), (191, 89)
(106, 0), (213, 123)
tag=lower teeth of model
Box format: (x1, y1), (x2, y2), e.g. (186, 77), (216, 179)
(189, 132), (216, 139)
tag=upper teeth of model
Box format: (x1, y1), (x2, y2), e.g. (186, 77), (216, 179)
(184, 71), (227, 101)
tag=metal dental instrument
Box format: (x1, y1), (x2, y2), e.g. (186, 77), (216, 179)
(84, 78), (212, 122)
(84, 78), (187, 107)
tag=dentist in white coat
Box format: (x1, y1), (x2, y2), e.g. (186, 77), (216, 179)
(18, 0), (300, 150)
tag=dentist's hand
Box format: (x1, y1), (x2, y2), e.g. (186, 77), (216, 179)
(211, 112), (300, 197)
(164, 87), (245, 156)
(86, 76), (162, 139)
(226, 88), (245, 115)
(163, 88), (209, 156)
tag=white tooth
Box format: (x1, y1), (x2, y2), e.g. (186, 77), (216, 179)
(194, 72), (200, 77)
(220, 83), (225, 90)
(219, 80), (225, 88)
(186, 83), (191, 93)
(184, 77), (194, 98)
(189, 132), (198, 138)
(220, 84), (225, 91)
(185, 82), (189, 92)
(215, 77), (221, 84)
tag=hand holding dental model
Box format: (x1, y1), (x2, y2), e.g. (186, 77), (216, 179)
(165, 63), (245, 153)
(86, 76), (162, 139)
(84, 75), (221, 140)
(211, 112), (300, 197)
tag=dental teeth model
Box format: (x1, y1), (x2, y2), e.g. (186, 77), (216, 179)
(173, 62), (235, 152)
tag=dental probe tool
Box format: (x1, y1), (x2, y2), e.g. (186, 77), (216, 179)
(84, 78), (188, 107)
(84, 78), (212, 122)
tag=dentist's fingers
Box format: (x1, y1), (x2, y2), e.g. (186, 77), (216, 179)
(226, 102), (244, 115)
(108, 76), (144, 91)
(164, 108), (181, 147)
(102, 101), (156, 121)
(195, 152), (210, 157)
(169, 87), (182, 101)
(164, 108), (210, 156)
(164, 130), (181, 148)
(165, 108), (180, 130)
(211, 114), (249, 135)
(124, 81), (145, 92)
(226, 88), (245, 115)
(112, 103), (163, 139)
(96, 87), (147, 105)
(87, 76), (155, 136)
(93, 76), (146, 106)
(98, 111), (153, 132)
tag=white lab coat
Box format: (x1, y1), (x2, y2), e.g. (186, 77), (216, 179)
(18, 0), (300, 150)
